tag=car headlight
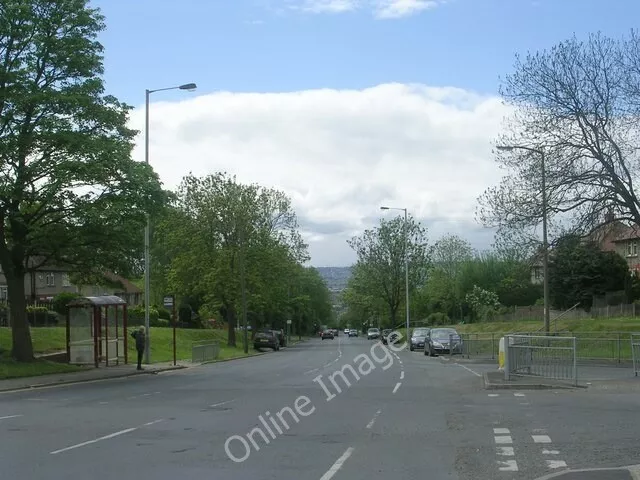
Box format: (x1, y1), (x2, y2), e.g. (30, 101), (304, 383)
(432, 341), (443, 348)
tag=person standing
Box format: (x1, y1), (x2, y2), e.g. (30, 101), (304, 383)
(131, 326), (146, 370)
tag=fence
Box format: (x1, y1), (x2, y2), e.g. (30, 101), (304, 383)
(192, 341), (220, 363)
(633, 334), (640, 377)
(460, 331), (639, 365)
(504, 335), (578, 386)
(495, 303), (640, 322)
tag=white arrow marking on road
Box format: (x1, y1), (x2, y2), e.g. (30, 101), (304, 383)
(320, 447), (354, 480)
(498, 460), (518, 471)
(0, 415), (23, 421)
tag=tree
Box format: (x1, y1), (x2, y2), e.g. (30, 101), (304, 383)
(0, 0), (165, 361)
(549, 234), (630, 310)
(477, 31), (640, 251)
(430, 234), (474, 280)
(346, 216), (429, 327)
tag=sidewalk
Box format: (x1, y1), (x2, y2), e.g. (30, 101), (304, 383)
(0, 361), (191, 393)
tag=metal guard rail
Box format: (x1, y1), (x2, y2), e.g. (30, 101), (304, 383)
(192, 341), (220, 363)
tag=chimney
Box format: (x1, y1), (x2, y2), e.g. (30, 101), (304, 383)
(604, 208), (614, 223)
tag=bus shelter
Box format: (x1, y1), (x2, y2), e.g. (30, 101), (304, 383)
(66, 296), (129, 367)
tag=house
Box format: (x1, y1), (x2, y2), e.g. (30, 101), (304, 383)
(0, 264), (142, 306)
(529, 211), (640, 284)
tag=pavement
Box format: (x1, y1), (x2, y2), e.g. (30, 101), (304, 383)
(1, 336), (640, 479)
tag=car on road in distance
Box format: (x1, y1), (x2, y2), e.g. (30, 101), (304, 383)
(410, 327), (430, 351)
(321, 330), (335, 340)
(367, 328), (380, 340)
(425, 328), (462, 356)
(344, 328), (350, 334)
(254, 330), (280, 351)
(349, 329), (358, 337)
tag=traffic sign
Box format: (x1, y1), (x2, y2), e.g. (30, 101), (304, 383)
(163, 295), (175, 309)
(286, 319), (292, 325)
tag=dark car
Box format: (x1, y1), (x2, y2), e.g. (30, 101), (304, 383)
(410, 327), (430, 351)
(321, 330), (335, 340)
(381, 329), (392, 345)
(254, 330), (280, 351)
(271, 329), (286, 348)
(348, 329), (358, 337)
(425, 328), (462, 356)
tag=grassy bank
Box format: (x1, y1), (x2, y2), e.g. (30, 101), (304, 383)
(0, 326), (257, 378)
(449, 317), (640, 335)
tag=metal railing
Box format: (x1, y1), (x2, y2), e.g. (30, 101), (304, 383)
(192, 341), (220, 363)
(458, 333), (499, 359)
(504, 334), (578, 386)
(632, 334), (640, 377)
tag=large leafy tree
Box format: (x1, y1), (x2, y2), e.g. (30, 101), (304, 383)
(346, 215), (429, 327)
(0, 0), (165, 361)
(477, 31), (640, 251)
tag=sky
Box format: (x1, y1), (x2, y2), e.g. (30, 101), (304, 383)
(90, 0), (640, 267)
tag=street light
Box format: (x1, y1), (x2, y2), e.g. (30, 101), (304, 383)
(144, 82), (197, 364)
(380, 205), (410, 349)
(496, 144), (550, 334)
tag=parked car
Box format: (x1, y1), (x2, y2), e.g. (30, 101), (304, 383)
(254, 330), (280, 351)
(425, 328), (462, 356)
(410, 328), (430, 351)
(322, 330), (335, 340)
(367, 328), (380, 340)
(381, 329), (392, 344)
(344, 328), (350, 334)
(349, 329), (358, 337)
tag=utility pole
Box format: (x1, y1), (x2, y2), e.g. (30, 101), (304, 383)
(239, 227), (248, 354)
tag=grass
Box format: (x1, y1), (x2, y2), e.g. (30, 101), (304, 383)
(447, 316), (640, 335)
(0, 356), (85, 380)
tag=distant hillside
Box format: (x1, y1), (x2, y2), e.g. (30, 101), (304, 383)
(315, 266), (352, 292)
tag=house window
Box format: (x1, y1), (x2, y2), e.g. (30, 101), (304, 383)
(634, 241), (638, 256)
(0, 287), (7, 300)
(45, 273), (55, 287)
(62, 273), (71, 287)
(534, 267), (542, 279)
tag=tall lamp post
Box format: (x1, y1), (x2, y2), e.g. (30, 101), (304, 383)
(380, 206), (410, 349)
(144, 82), (197, 364)
(496, 144), (549, 334)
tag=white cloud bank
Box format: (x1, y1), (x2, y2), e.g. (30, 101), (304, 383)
(130, 83), (509, 266)
(289, 0), (444, 18)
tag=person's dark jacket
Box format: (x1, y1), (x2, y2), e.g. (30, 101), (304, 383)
(132, 330), (145, 351)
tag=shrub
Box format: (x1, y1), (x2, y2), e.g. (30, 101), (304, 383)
(427, 312), (450, 325)
(127, 304), (159, 326)
(26, 306), (58, 326)
(153, 318), (170, 328)
(156, 306), (171, 320)
(52, 292), (82, 315)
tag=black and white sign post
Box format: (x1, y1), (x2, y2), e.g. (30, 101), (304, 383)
(163, 295), (176, 366)
(287, 319), (292, 346)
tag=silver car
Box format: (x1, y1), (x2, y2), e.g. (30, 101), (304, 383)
(425, 328), (462, 356)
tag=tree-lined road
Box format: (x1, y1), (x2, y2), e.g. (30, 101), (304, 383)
(1, 338), (639, 479)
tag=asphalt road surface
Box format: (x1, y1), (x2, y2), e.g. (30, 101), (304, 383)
(1, 335), (640, 479)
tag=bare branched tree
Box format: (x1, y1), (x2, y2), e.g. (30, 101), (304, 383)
(477, 31), (640, 252)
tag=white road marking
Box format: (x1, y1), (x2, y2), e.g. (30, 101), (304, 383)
(488, 393), (499, 397)
(498, 460), (519, 471)
(319, 447), (354, 480)
(392, 382), (402, 394)
(514, 392), (525, 397)
(0, 414), (23, 421)
(520, 402), (530, 405)
(400, 371), (404, 380)
(366, 410), (382, 429)
(542, 449), (560, 455)
(210, 400), (235, 408)
(50, 419), (164, 454)
(532, 435), (552, 443)
(99, 401), (108, 405)
(304, 368), (319, 375)
(494, 436), (513, 444)
(494, 428), (510, 434)
(546, 460), (568, 469)
(457, 364), (482, 377)
(496, 446), (514, 456)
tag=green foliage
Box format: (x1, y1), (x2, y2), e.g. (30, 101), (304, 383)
(549, 234), (631, 310)
(25, 306), (58, 326)
(0, 0), (167, 361)
(52, 292), (82, 315)
(426, 312), (450, 325)
(465, 285), (501, 322)
(127, 305), (159, 326)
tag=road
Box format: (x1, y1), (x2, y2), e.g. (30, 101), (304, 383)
(1, 335), (640, 479)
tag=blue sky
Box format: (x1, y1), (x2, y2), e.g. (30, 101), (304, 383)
(93, 0), (638, 106)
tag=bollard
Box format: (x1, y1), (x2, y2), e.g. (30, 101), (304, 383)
(498, 337), (505, 371)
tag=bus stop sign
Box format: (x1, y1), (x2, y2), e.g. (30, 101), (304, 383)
(163, 295), (175, 309)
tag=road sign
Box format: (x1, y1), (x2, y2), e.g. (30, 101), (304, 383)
(287, 319), (292, 325)
(163, 295), (174, 309)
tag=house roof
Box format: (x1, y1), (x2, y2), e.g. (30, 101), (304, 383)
(611, 225), (640, 243)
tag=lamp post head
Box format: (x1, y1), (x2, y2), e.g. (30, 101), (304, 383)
(380, 206), (390, 211)
(496, 145), (514, 152)
(179, 83), (197, 91)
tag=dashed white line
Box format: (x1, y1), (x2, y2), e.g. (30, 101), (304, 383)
(210, 400), (235, 408)
(366, 410), (382, 429)
(542, 449), (560, 455)
(304, 368), (319, 375)
(496, 446), (515, 456)
(392, 382), (402, 394)
(546, 460), (568, 469)
(494, 435), (513, 444)
(457, 364), (482, 377)
(0, 414), (23, 421)
(488, 393), (499, 397)
(514, 392), (526, 397)
(400, 371), (405, 380)
(319, 447), (354, 480)
(494, 428), (510, 434)
(532, 435), (552, 444)
(498, 460), (519, 472)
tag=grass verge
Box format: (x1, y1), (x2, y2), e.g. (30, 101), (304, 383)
(0, 356), (85, 380)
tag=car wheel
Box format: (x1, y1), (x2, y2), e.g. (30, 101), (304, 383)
(423, 348), (428, 356)
(410, 345), (414, 351)
(429, 346), (435, 357)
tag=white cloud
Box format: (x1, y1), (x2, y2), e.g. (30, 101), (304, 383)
(285, 0), (444, 17)
(131, 83), (508, 266)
